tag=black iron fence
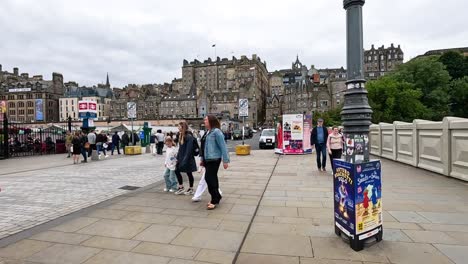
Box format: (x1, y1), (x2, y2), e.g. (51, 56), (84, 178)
(0, 115), (68, 159)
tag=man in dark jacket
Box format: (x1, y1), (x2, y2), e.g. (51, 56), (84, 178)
(311, 118), (329, 172)
(111, 132), (121, 155)
(121, 132), (129, 154)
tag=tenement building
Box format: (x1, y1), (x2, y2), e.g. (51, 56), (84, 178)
(265, 57), (333, 127)
(110, 83), (169, 120)
(364, 44), (404, 80)
(0, 65), (64, 122)
(59, 78), (113, 122)
(181, 54), (269, 128)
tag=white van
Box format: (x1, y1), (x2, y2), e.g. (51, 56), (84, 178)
(259, 129), (276, 149)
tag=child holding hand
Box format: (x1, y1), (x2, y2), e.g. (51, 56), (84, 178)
(163, 137), (178, 192)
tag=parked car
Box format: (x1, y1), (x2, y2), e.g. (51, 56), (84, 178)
(232, 129), (242, 140)
(259, 129), (276, 149)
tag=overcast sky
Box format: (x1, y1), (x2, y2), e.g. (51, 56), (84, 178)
(1, 0), (466, 87)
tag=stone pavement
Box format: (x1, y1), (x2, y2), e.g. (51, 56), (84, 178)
(0, 151), (467, 264)
(0, 153), (165, 241)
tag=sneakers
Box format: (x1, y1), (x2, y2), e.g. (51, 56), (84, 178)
(192, 197), (201, 202)
(169, 189), (176, 193)
(163, 188), (169, 192)
(105, 155), (109, 158)
(184, 188), (194, 195)
(174, 188), (185, 195)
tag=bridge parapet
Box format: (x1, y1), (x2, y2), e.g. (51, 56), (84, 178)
(369, 117), (468, 182)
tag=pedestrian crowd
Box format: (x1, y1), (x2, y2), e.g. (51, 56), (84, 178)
(64, 115), (230, 210)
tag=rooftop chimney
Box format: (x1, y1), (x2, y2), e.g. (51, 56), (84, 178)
(13, 67), (19, 76)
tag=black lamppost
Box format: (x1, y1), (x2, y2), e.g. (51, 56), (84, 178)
(341, 0), (372, 163)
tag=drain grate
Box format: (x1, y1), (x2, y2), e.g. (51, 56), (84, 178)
(119, 185), (141, 191)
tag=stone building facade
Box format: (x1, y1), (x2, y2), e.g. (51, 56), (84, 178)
(110, 83), (169, 120)
(364, 44), (404, 80)
(264, 57), (333, 126)
(0, 65), (64, 122)
(181, 54), (269, 127)
(59, 80), (113, 122)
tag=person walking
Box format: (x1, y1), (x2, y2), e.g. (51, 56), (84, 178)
(155, 129), (165, 155)
(111, 132), (121, 155)
(163, 137), (178, 192)
(311, 118), (329, 172)
(96, 131), (108, 158)
(174, 122), (197, 195)
(327, 126), (344, 171)
(71, 132), (82, 164)
(121, 132), (129, 154)
(80, 131), (89, 163)
(65, 131), (73, 158)
(200, 115), (230, 210)
(87, 130), (96, 157)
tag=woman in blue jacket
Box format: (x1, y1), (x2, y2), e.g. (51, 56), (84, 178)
(200, 115), (230, 210)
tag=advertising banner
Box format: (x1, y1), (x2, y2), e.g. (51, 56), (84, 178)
(303, 114), (313, 153)
(0, 100), (6, 121)
(283, 114), (304, 154)
(35, 99), (44, 121)
(355, 160), (382, 234)
(78, 100), (97, 119)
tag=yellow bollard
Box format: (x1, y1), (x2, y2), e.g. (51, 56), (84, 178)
(125, 146), (142, 155)
(235, 144), (251, 156)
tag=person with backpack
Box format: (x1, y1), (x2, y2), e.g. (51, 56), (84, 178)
(174, 121), (197, 195)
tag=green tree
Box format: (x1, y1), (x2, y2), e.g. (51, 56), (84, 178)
(439, 51), (468, 79)
(393, 56), (451, 120)
(367, 76), (428, 123)
(449, 76), (468, 117)
(313, 106), (342, 127)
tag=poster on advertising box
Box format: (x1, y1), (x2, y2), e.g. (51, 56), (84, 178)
(282, 114), (304, 154)
(355, 160), (382, 234)
(303, 114), (312, 153)
(333, 160), (356, 235)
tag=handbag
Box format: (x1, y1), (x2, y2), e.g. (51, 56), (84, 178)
(84, 142), (90, 149)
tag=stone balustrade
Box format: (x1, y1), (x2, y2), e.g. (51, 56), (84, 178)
(369, 117), (468, 182)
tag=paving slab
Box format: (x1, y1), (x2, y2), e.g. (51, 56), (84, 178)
(1, 151), (468, 263)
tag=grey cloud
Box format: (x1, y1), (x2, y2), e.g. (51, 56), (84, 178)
(1, 0), (466, 87)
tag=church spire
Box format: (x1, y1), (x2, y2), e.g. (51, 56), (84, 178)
(106, 72), (110, 87)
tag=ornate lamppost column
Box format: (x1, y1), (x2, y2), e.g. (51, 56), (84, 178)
(341, 0), (372, 163)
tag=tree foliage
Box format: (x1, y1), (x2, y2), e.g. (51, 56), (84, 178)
(449, 76), (468, 117)
(439, 51), (468, 79)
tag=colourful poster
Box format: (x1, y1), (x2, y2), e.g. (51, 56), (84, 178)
(35, 99), (44, 121)
(0, 100), (6, 121)
(334, 160), (356, 235)
(355, 161), (382, 234)
(283, 114), (304, 154)
(303, 114), (312, 153)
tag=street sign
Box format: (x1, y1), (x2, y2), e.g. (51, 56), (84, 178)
(239, 99), (248, 117)
(127, 102), (137, 119)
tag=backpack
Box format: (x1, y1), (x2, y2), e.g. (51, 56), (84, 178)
(192, 138), (200, 157)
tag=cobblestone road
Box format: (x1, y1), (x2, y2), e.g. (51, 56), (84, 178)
(0, 154), (165, 240)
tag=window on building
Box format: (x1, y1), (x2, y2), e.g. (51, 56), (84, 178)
(9, 110), (16, 115)
(320, 100), (328, 107)
(8, 95), (14, 100)
(18, 102), (25, 108)
(8, 102), (15, 108)
(27, 94), (33, 99)
(19, 110), (25, 115)
(27, 101), (33, 107)
(28, 109), (34, 115)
